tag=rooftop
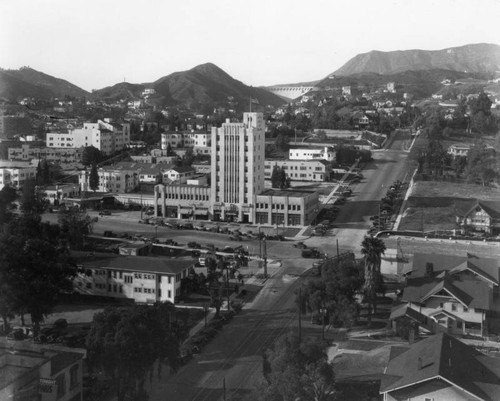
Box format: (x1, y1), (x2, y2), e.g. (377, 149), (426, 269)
(380, 333), (500, 400)
(259, 188), (317, 198)
(72, 251), (193, 275)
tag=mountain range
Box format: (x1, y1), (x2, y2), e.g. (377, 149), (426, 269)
(332, 43), (500, 76)
(1, 43), (499, 107)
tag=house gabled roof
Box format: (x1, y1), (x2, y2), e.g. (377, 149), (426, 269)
(402, 275), (491, 310)
(457, 199), (500, 220)
(380, 333), (500, 400)
(410, 253), (499, 285)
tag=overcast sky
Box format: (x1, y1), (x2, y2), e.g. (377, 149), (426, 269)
(1, 0), (500, 91)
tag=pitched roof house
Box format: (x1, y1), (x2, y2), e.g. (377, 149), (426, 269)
(380, 333), (500, 401)
(390, 253), (499, 337)
(456, 200), (500, 235)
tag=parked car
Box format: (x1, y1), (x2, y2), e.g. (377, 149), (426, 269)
(229, 235), (242, 241)
(99, 210), (112, 216)
(293, 241), (307, 249)
(103, 231), (117, 238)
(187, 242), (201, 249)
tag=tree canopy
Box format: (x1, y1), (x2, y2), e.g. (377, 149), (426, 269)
(0, 215), (75, 333)
(86, 303), (184, 401)
(82, 146), (103, 166)
(361, 236), (386, 324)
(257, 331), (336, 401)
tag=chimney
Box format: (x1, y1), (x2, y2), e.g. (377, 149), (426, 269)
(425, 262), (434, 277)
(418, 357), (422, 370)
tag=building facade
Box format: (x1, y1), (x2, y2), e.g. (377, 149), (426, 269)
(0, 163), (37, 190)
(8, 144), (83, 164)
(288, 146), (335, 162)
(264, 159), (331, 182)
(79, 164), (139, 193)
(43, 184), (80, 205)
(210, 113), (265, 223)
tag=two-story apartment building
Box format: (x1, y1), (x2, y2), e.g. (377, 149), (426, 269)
(264, 159), (331, 182)
(8, 143), (83, 164)
(72, 251), (193, 304)
(0, 340), (83, 401)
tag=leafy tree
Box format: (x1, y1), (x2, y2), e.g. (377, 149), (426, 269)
(86, 304), (182, 401)
(451, 156), (467, 178)
(0, 215), (75, 335)
(89, 164), (99, 191)
(275, 133), (290, 153)
(58, 208), (95, 250)
(166, 143), (174, 156)
(361, 236), (386, 325)
(257, 332), (336, 401)
(465, 142), (497, 185)
(271, 165), (281, 188)
(81, 146), (103, 166)
(298, 252), (362, 328)
(42, 160), (50, 185)
(20, 178), (48, 216)
(0, 185), (17, 225)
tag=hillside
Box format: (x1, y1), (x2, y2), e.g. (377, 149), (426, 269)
(94, 63), (286, 110)
(333, 43), (500, 76)
(316, 69), (487, 99)
(0, 67), (89, 99)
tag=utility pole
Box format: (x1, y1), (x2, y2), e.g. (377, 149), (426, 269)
(226, 269), (230, 311)
(298, 287), (302, 343)
(263, 238), (267, 277)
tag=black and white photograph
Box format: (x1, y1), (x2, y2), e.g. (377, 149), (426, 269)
(1, 0), (500, 400)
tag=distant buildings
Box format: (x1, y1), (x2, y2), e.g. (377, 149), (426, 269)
(8, 143), (83, 164)
(161, 131), (211, 155)
(47, 119), (130, 155)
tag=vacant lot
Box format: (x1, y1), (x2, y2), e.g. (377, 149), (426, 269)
(399, 181), (500, 232)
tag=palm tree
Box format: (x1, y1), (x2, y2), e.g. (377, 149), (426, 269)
(361, 236), (386, 325)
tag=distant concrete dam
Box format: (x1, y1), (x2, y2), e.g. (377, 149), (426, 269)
(264, 86), (314, 100)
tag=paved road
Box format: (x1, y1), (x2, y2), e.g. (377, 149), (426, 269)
(304, 135), (415, 257)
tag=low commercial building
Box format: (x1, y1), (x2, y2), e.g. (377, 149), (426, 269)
(72, 251), (193, 304)
(264, 159), (331, 182)
(43, 184), (80, 205)
(0, 340), (84, 401)
(154, 183), (211, 219)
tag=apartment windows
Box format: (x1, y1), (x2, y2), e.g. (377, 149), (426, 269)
(124, 275), (133, 283)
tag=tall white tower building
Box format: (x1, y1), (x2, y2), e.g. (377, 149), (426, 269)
(210, 112), (265, 223)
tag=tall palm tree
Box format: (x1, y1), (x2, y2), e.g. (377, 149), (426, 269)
(361, 236), (386, 325)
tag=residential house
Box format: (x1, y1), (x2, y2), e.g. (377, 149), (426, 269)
(0, 340), (84, 401)
(72, 251), (193, 304)
(380, 333), (500, 401)
(456, 200), (500, 235)
(447, 143), (495, 158)
(162, 166), (196, 184)
(390, 253), (499, 337)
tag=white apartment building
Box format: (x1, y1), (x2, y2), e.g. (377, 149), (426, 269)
(161, 131), (211, 149)
(79, 164), (139, 193)
(73, 251), (193, 304)
(9, 144), (83, 164)
(210, 113), (265, 223)
(162, 166), (196, 184)
(264, 159), (331, 182)
(0, 162), (37, 190)
(47, 119), (130, 155)
(289, 146), (335, 162)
